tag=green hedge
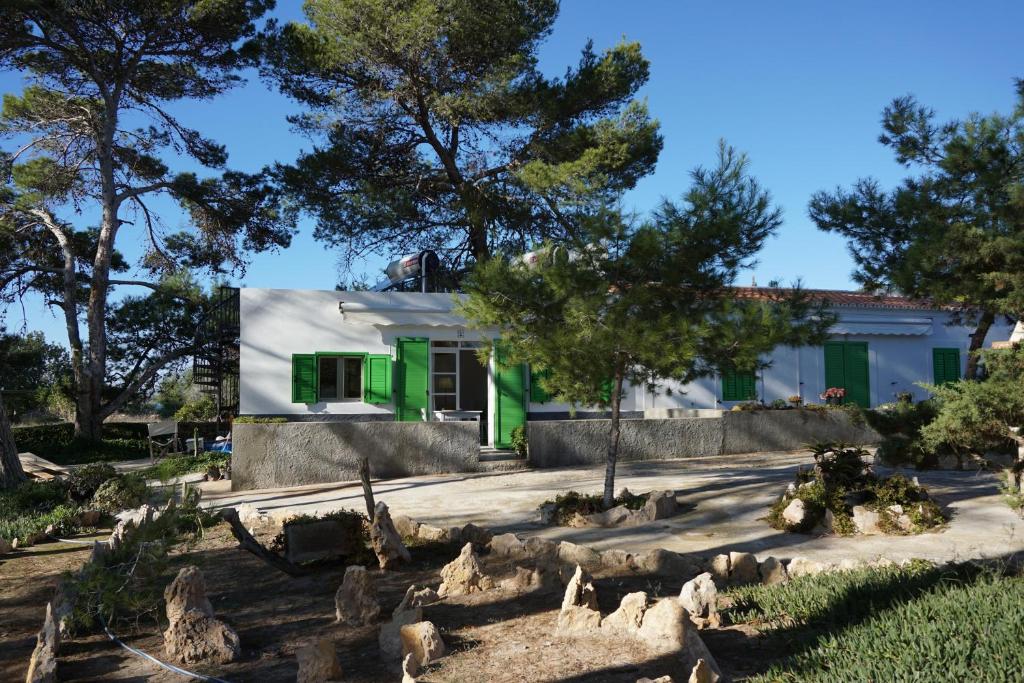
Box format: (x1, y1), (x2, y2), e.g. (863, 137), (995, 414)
(10, 421), (221, 465)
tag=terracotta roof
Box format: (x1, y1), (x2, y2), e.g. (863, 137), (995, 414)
(731, 287), (955, 311)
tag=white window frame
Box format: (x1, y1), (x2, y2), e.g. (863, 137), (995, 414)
(317, 355), (363, 402)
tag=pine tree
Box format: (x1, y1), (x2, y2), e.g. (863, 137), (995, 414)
(460, 143), (833, 508)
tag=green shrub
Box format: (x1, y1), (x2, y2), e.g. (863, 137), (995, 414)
(919, 377), (1023, 454)
(10, 422), (149, 465)
(141, 451), (230, 481)
(541, 488), (648, 525)
(725, 563), (1024, 682)
(0, 503), (82, 545)
(90, 474), (147, 514)
(233, 416), (287, 424)
(0, 478), (68, 516)
(67, 463), (118, 501)
(66, 496), (218, 635)
(510, 424), (528, 458)
(173, 395), (217, 422)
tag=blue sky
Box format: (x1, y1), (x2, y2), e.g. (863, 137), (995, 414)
(3, 0), (1023, 345)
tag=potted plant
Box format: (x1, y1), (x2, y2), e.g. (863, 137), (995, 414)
(787, 394), (803, 407)
(820, 387), (846, 406)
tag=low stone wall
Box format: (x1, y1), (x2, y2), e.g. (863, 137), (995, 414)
(232, 421), (481, 491)
(527, 417), (724, 468)
(721, 410), (881, 454)
(527, 409), (881, 468)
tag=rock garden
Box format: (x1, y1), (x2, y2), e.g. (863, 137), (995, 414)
(5, 455), (1024, 682)
(767, 443), (945, 536)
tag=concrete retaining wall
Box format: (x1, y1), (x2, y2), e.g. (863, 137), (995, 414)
(527, 417), (724, 468)
(527, 409), (881, 468)
(232, 421), (480, 491)
(721, 410), (881, 454)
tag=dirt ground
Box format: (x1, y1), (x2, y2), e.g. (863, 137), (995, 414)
(49, 524), (773, 682)
(0, 530), (109, 682)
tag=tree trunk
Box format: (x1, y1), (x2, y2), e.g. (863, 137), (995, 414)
(358, 456), (375, 519)
(965, 309), (996, 379)
(602, 366), (625, 510)
(73, 103), (121, 443)
(0, 393), (27, 490)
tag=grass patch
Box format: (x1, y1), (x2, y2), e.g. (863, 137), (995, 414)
(541, 488), (648, 525)
(140, 451), (230, 481)
(724, 562), (1024, 681)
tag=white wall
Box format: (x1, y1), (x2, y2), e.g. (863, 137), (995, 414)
(651, 308), (1014, 409)
(241, 289), (1015, 415)
(241, 289), (395, 416)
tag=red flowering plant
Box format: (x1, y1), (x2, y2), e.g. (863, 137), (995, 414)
(820, 387), (846, 405)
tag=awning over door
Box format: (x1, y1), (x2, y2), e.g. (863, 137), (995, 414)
(830, 317), (933, 336)
(339, 293), (467, 327)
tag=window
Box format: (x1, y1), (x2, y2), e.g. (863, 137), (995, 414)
(292, 352), (392, 405)
(721, 368), (757, 401)
(318, 355), (363, 401)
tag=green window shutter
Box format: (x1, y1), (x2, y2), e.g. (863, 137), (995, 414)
(933, 348), (960, 385)
(740, 371), (757, 400)
(721, 369), (756, 401)
(599, 377), (614, 403)
(394, 338), (429, 421)
(529, 367), (552, 403)
(291, 354), (317, 403)
(494, 343), (527, 448)
(364, 354), (392, 404)
(823, 342), (846, 392)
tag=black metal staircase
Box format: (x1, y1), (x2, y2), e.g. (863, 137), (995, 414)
(193, 286), (240, 419)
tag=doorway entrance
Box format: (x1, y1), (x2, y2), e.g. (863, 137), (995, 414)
(430, 340), (489, 442)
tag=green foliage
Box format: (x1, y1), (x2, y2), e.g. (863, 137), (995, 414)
(542, 488), (648, 525)
(918, 350), (1024, 455)
(726, 563), (1024, 682)
(459, 144), (834, 506)
(810, 81), (1024, 376)
(767, 443), (943, 535)
(0, 0), (291, 439)
(67, 463), (117, 502)
(0, 503), (81, 545)
(509, 424), (528, 458)
(66, 496), (219, 634)
(0, 329), (73, 420)
(264, 0), (660, 262)
(0, 478), (83, 545)
(173, 394), (216, 422)
(141, 452), (230, 482)
(90, 474), (147, 515)
(233, 416), (287, 424)
(865, 399), (940, 467)
(11, 422), (149, 464)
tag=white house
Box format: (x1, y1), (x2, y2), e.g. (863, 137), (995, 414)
(237, 286), (1014, 450)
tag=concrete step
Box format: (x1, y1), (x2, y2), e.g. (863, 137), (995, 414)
(477, 447), (530, 472)
(479, 449), (520, 461)
(477, 457), (532, 472)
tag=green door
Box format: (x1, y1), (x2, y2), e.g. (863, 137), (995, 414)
(395, 337), (429, 421)
(823, 341), (871, 408)
(494, 345), (527, 448)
